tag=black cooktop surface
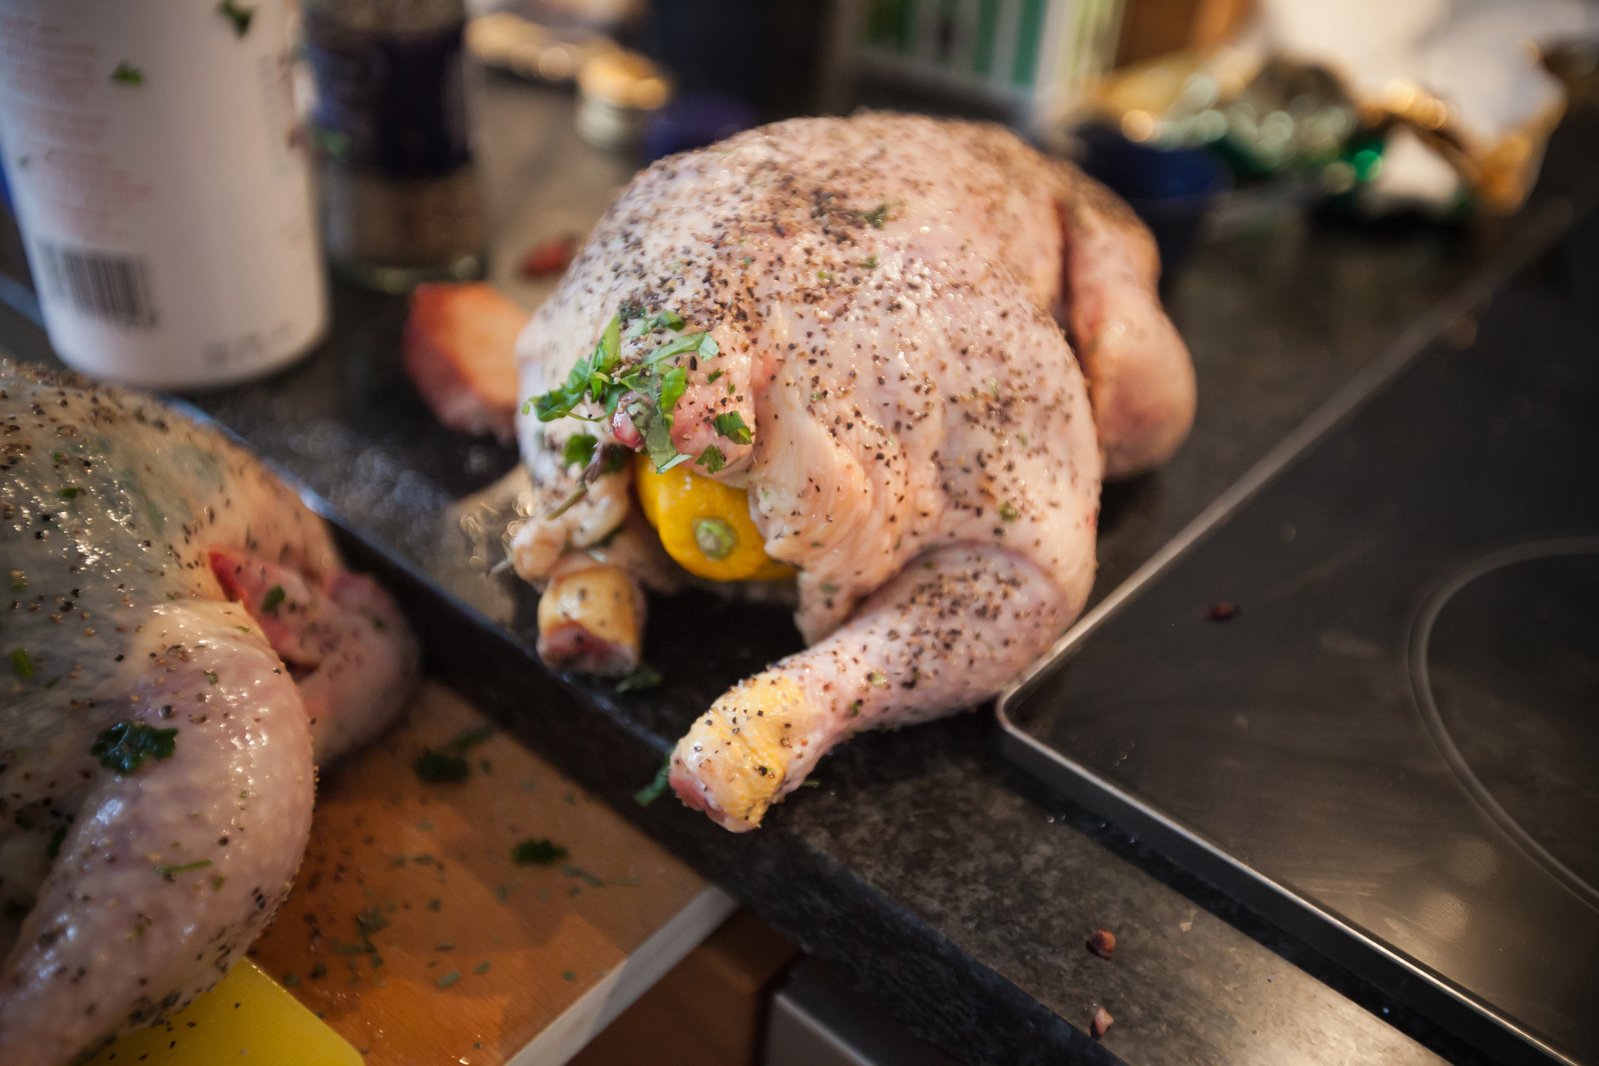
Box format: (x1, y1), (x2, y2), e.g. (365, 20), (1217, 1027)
(1000, 247), (1599, 1063)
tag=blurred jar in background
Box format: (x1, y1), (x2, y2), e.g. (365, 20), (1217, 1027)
(305, 0), (486, 291)
(0, 0), (327, 389)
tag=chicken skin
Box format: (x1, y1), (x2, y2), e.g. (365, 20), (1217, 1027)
(0, 362), (418, 1064)
(510, 113), (1193, 830)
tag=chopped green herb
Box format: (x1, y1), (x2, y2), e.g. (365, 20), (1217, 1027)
(111, 62), (143, 85)
(10, 648), (33, 680)
(527, 313), (624, 422)
(355, 907), (390, 934)
(435, 942), (455, 951)
(413, 749), (470, 784)
(633, 755), (673, 807)
(473, 961), (491, 975)
(866, 670), (888, 688)
(616, 663), (662, 694)
(437, 970), (462, 989)
(92, 720), (179, 775)
(861, 202), (890, 228)
(205, 670), (220, 685)
(281, 973), (301, 988)
(511, 838), (568, 866)
(800, 780), (821, 788)
(819, 582), (839, 595)
(864, 255), (879, 269)
(530, 309), (716, 478)
(711, 412), (752, 445)
(644, 333), (707, 367)
(998, 501), (1019, 522)
(816, 269), (832, 282)
(58, 486), (82, 500)
(695, 445), (726, 473)
(427, 898), (442, 911)
(562, 970), (577, 981)
(211, 875), (226, 891)
(217, 0), (255, 36)
(848, 700), (862, 718)
(260, 585), (286, 614)
(8, 571), (23, 592)
(563, 433), (598, 470)
(153, 859), (213, 880)
(310, 962), (328, 979)
(706, 369), (725, 384)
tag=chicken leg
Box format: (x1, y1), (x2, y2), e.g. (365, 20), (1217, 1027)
(670, 544), (1084, 830)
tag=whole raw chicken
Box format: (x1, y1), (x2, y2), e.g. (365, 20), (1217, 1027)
(0, 361), (418, 1064)
(510, 113), (1194, 831)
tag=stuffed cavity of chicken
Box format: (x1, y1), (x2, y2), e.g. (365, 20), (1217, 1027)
(510, 112), (1194, 831)
(0, 362), (418, 1064)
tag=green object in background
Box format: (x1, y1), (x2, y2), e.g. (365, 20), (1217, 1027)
(857, 0), (1123, 132)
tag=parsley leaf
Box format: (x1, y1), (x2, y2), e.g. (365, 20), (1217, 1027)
(712, 412), (752, 444)
(92, 720), (179, 775)
(410, 726), (492, 784)
(10, 648), (33, 680)
(511, 838), (569, 866)
(217, 0), (256, 37)
(111, 62), (143, 86)
(616, 662), (663, 693)
(260, 584), (286, 614)
(696, 445), (726, 473)
(563, 433), (598, 469)
(413, 750), (470, 784)
(643, 332), (707, 368)
(657, 367), (688, 425)
(153, 859), (213, 880)
(633, 754), (672, 806)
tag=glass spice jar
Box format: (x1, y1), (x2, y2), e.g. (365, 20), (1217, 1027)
(304, 0), (485, 291)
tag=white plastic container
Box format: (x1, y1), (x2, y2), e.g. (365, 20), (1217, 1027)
(0, 0), (327, 389)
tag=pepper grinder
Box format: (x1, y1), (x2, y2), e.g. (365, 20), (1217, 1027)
(304, 0), (486, 292)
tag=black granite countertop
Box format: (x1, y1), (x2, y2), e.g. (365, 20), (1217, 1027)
(3, 75), (1595, 1065)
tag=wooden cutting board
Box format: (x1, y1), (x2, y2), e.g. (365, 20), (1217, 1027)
(248, 681), (731, 1065)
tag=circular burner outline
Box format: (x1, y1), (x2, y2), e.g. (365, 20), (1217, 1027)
(1409, 535), (1599, 915)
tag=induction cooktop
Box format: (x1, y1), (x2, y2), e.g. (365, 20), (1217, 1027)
(998, 255), (1599, 1062)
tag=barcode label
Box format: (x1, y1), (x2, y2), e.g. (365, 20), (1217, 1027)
(35, 242), (157, 328)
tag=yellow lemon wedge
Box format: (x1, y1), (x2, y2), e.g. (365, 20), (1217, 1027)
(634, 455), (791, 582)
(82, 959), (361, 1066)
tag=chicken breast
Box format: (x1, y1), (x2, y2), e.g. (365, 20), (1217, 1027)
(0, 361), (418, 1064)
(509, 113), (1194, 829)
